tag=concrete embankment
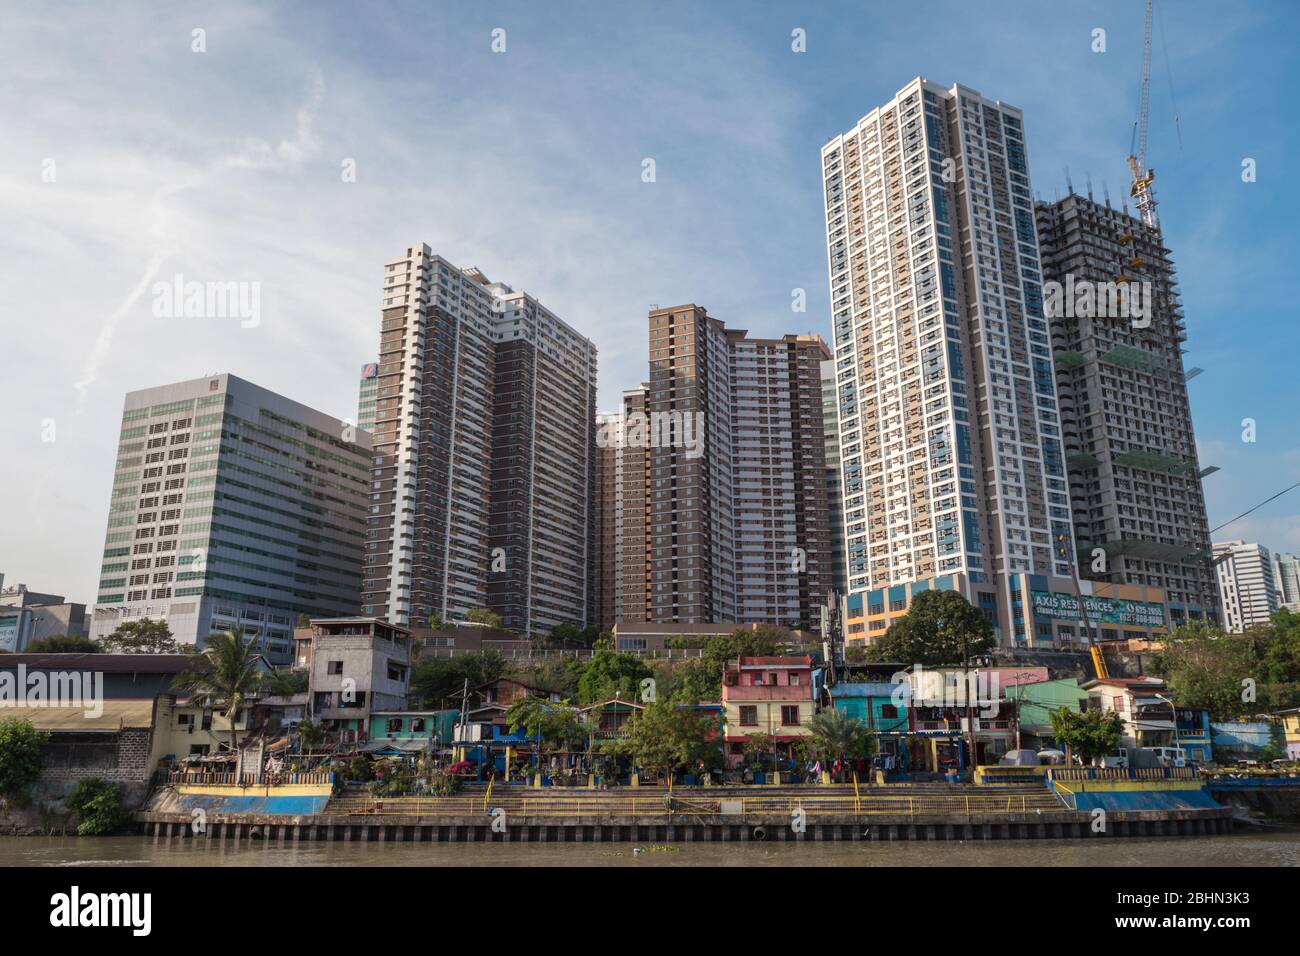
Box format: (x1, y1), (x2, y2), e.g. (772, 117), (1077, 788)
(1205, 780), (1300, 825)
(133, 782), (1236, 842)
(133, 809), (1235, 842)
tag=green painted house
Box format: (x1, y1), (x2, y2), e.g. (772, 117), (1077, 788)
(1006, 679), (1088, 750)
(366, 710), (459, 748)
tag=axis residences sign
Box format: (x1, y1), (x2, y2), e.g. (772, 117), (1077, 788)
(1030, 590), (1165, 628)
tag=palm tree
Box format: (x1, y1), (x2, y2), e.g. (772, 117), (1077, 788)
(808, 708), (878, 777)
(172, 628), (263, 757)
(297, 719), (325, 755)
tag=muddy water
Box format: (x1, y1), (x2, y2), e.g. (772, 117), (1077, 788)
(2, 831), (1297, 866)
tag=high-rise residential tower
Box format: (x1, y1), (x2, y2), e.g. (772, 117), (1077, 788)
(617, 306), (832, 629)
(1274, 551), (1300, 613)
(823, 79), (1094, 648)
(618, 385), (650, 625)
(821, 358), (848, 595)
(90, 374), (371, 662)
(592, 409), (625, 632)
(356, 361), (379, 434)
(1214, 540), (1279, 632)
(362, 245), (598, 636)
(1036, 191), (1220, 627)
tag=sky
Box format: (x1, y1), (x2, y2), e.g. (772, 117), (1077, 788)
(0, 0), (1296, 605)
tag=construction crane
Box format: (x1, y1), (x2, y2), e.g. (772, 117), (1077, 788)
(1059, 531), (1109, 680)
(1127, 0), (1159, 229)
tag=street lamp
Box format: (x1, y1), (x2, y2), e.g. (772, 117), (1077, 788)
(1154, 692), (1180, 761)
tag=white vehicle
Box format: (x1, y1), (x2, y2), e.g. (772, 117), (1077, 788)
(1150, 746), (1189, 768)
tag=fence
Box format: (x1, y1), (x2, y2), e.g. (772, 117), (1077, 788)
(1047, 766), (1197, 783)
(158, 771), (333, 787)
(419, 647), (705, 661)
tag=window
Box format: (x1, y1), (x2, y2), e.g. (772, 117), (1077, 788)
(781, 706), (800, 726)
(328, 660), (344, 675)
(739, 706), (758, 726)
(410, 717), (426, 733)
(881, 704), (898, 719)
(386, 717), (402, 734)
(1112, 696), (1124, 711)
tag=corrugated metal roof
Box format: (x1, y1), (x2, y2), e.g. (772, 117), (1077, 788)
(0, 654), (193, 674)
(0, 699), (154, 731)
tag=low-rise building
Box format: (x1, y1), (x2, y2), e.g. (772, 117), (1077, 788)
(1275, 708), (1300, 761)
(721, 656), (815, 769)
(1082, 676), (1178, 751)
(362, 710), (459, 756)
(1004, 678), (1089, 752)
(829, 681), (908, 767)
(0, 583), (87, 651)
(295, 618), (412, 744)
(1210, 718), (1278, 761)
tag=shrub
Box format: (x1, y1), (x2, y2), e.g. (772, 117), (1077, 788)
(427, 768), (464, 796)
(0, 718), (49, 801)
(64, 778), (125, 835)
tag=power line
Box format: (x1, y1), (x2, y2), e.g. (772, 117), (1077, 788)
(1210, 479), (1300, 536)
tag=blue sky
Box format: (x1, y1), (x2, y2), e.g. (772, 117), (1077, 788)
(1, 0), (1296, 602)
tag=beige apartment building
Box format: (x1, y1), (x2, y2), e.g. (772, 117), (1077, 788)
(362, 245), (598, 637)
(613, 306), (832, 630)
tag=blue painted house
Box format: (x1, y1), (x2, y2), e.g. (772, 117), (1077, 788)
(1173, 707), (1213, 763)
(829, 681), (909, 768)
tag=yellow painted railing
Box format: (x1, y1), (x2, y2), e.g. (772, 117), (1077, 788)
(1054, 782), (1078, 810)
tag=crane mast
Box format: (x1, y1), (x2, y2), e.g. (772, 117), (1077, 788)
(1127, 0), (1158, 229)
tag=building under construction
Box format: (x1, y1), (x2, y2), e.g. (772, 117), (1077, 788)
(1035, 191), (1220, 630)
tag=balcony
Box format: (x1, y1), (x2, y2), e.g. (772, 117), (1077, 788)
(723, 685), (812, 702)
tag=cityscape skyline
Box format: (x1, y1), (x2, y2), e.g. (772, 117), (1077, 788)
(1, 1), (1297, 609)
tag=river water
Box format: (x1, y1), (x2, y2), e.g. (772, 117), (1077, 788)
(3, 831), (1298, 866)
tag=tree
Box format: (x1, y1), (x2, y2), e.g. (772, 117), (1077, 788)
(409, 651), (507, 709)
(1049, 707), (1124, 764)
(666, 626), (787, 704)
(0, 718), (48, 800)
(100, 618), (185, 654)
(260, 668), (308, 697)
(619, 700), (719, 777)
(506, 696), (584, 754)
(24, 634), (101, 654)
(808, 708), (878, 768)
(544, 622), (584, 648)
(1151, 616), (1300, 717)
(520, 655), (586, 701)
(171, 628), (263, 756)
(867, 590), (993, 665)
(466, 608), (503, 630)
(428, 613), (453, 631)
(742, 732), (779, 772)
(576, 650), (652, 706)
